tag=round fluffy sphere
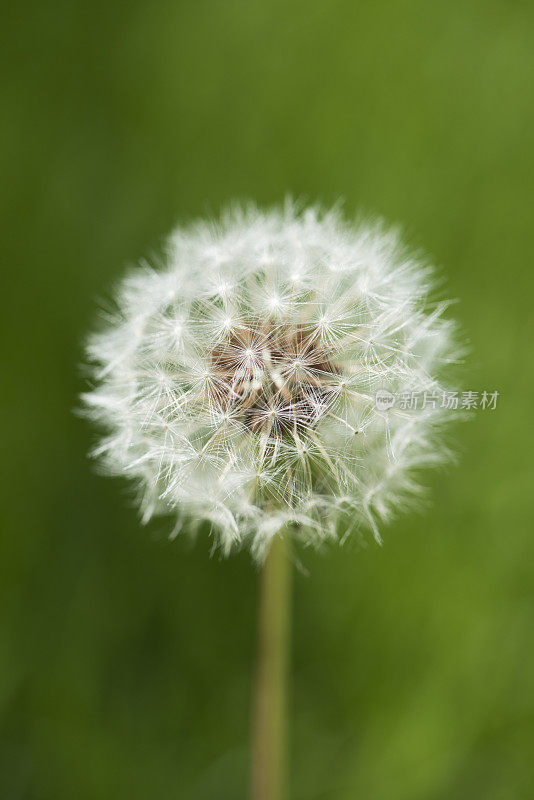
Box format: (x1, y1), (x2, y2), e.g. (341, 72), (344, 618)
(83, 202), (460, 559)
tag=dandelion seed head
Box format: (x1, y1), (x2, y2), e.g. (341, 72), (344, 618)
(82, 201), (462, 560)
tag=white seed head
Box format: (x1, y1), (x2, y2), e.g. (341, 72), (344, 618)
(82, 201), (462, 560)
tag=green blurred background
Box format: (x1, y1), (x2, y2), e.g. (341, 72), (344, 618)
(2, 0), (533, 797)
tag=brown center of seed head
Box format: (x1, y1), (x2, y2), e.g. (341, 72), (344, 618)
(209, 324), (338, 437)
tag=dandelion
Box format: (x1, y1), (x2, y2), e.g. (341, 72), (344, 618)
(83, 202), (460, 557)
(82, 200), (462, 800)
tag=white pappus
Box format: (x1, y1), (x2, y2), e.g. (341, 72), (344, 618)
(82, 201), (462, 560)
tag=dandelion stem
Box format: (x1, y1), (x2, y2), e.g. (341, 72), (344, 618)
(251, 534), (291, 800)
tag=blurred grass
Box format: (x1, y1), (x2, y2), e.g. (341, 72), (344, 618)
(1, 0), (533, 798)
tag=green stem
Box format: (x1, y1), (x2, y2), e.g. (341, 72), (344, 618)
(251, 534), (291, 800)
